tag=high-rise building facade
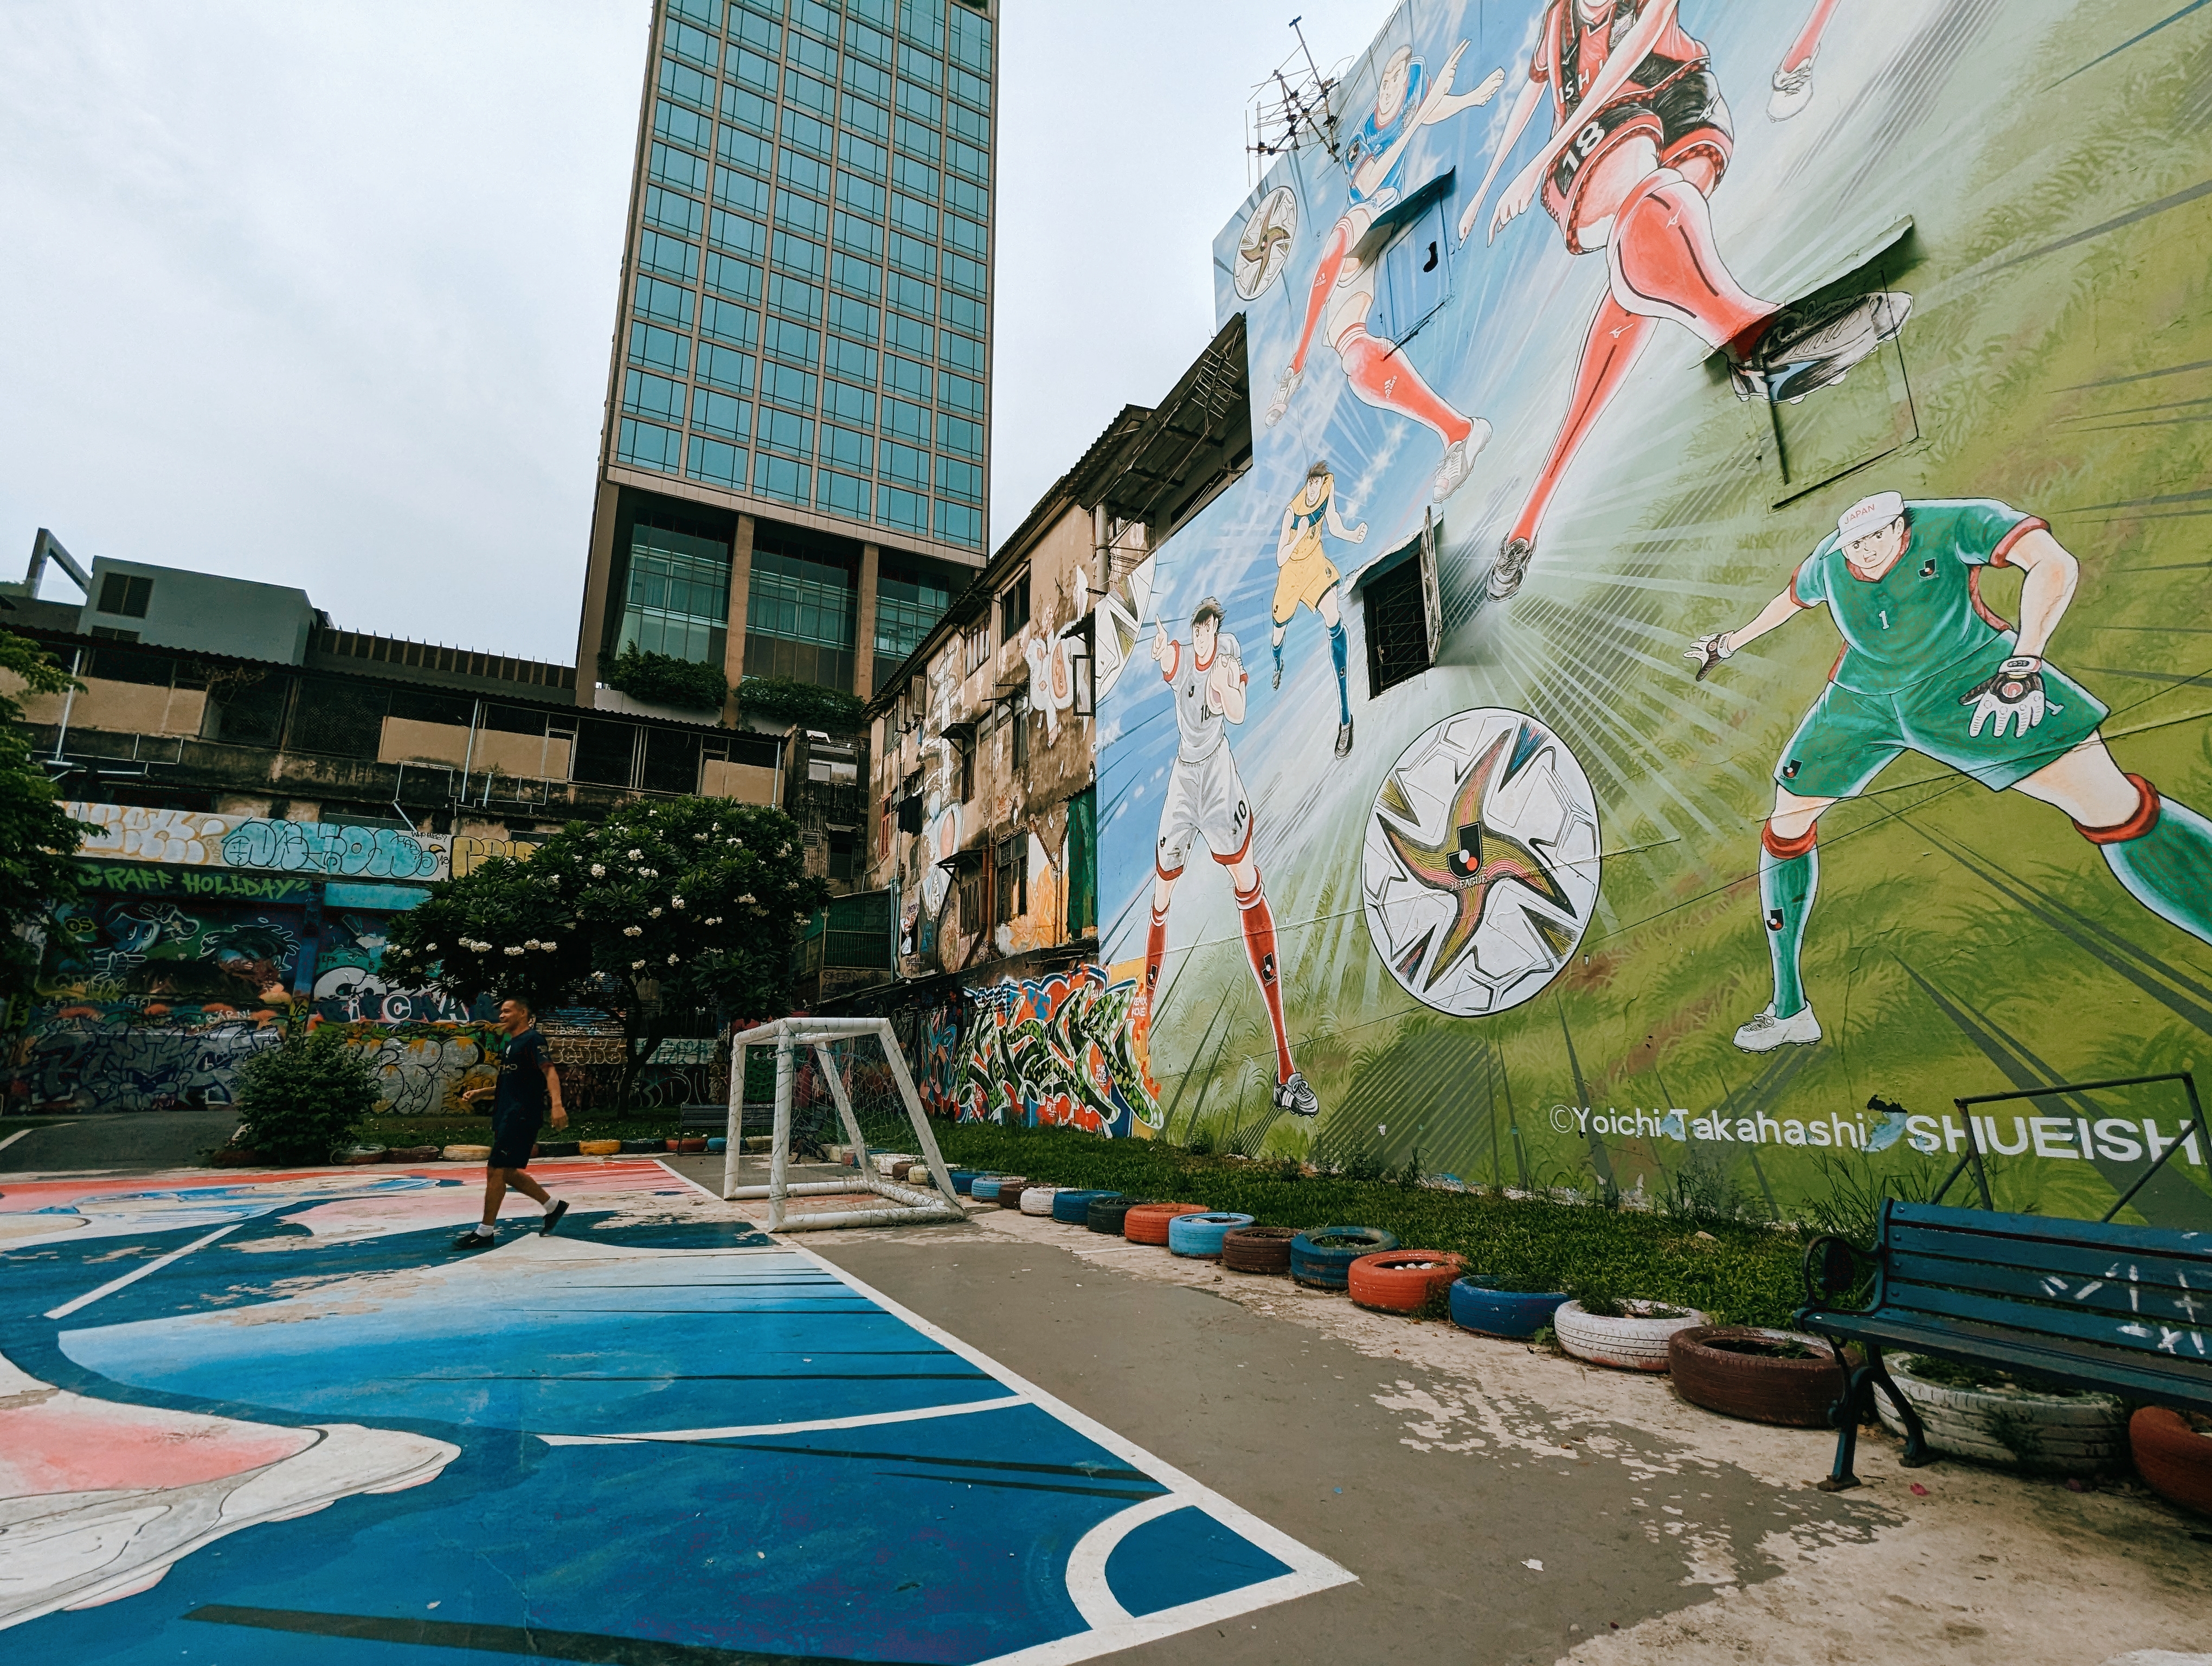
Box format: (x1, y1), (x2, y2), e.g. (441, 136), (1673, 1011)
(577, 0), (995, 712)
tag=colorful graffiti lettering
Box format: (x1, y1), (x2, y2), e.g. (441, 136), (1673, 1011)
(220, 820), (442, 880)
(937, 966), (1160, 1137)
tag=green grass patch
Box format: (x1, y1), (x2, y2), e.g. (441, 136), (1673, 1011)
(932, 1124), (1808, 1327)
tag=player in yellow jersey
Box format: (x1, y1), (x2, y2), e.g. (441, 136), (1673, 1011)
(1269, 461), (1368, 759)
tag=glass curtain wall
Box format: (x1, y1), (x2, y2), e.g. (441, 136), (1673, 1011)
(619, 522), (734, 665)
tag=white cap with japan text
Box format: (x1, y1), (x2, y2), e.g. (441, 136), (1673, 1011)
(1837, 490), (1905, 545)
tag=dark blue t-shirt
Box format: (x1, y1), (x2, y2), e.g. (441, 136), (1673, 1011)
(493, 1027), (550, 1122)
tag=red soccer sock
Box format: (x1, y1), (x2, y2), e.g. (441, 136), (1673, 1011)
(1142, 901), (1170, 1017)
(1236, 874), (1296, 1081)
(1288, 220), (1351, 376)
(1607, 171), (1773, 353)
(1338, 328), (1474, 446)
(1508, 293), (1658, 544)
(1783, 0), (1842, 71)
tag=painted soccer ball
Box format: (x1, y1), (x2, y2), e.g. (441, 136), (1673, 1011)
(1232, 185), (1299, 301)
(1361, 708), (1600, 1017)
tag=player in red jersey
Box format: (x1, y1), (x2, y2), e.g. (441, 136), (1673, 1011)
(1465, 0), (1907, 602)
(1769, 0), (1843, 120)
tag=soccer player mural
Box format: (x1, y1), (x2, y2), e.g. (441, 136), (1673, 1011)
(1690, 492), (2212, 1053)
(1091, 0), (2212, 1226)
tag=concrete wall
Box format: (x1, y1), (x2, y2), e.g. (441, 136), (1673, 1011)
(78, 559), (316, 665)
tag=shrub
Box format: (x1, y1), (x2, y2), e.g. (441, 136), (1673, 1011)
(231, 1022), (380, 1161)
(736, 674), (864, 733)
(603, 644), (728, 712)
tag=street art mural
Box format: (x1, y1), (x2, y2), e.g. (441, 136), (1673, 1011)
(924, 966), (1161, 1138)
(1096, 0), (2212, 1226)
(0, 1167), (1343, 1657)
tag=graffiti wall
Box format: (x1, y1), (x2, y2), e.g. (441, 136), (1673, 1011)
(919, 966), (1160, 1138)
(3, 808), (513, 1113)
(1096, 0), (2212, 1225)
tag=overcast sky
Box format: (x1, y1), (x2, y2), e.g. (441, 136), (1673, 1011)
(0, 1), (1384, 666)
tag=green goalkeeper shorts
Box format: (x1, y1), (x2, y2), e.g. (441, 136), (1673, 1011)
(1773, 645), (2108, 799)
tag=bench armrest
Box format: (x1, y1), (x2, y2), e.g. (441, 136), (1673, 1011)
(1801, 1234), (1874, 1311)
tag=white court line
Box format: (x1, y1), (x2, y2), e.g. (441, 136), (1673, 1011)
(44, 1221), (244, 1319)
(0, 1124), (69, 1153)
(537, 1393), (1028, 1446)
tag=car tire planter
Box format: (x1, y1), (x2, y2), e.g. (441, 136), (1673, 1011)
(442, 1144), (492, 1162)
(1668, 1327), (1852, 1426)
(1053, 1190), (1119, 1225)
(1019, 1186), (1059, 1215)
(1876, 1355), (2127, 1475)
(620, 1139), (660, 1154)
(1554, 1300), (1708, 1372)
(538, 1140), (581, 1158)
(1348, 1250), (1466, 1313)
(2130, 1407), (2212, 1516)
(948, 1170), (981, 1195)
(1222, 1226), (1298, 1274)
(991, 1175), (1030, 1208)
(1123, 1203), (1207, 1246)
(1168, 1212), (1256, 1259)
(1289, 1227), (1400, 1289)
(340, 1146), (385, 1165)
(576, 1139), (622, 1156)
(1088, 1196), (1149, 1235)
(1448, 1279), (1568, 1339)
(970, 1178), (1003, 1203)
(666, 1137), (707, 1154)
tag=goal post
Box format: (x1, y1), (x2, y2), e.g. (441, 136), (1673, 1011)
(721, 1016), (966, 1231)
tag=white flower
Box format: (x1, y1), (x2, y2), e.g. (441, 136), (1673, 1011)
(425, 944), (438, 953)
(704, 917), (722, 927)
(648, 907), (663, 918)
(631, 958), (646, 970)
(671, 896), (685, 908)
(590, 863), (606, 877)
(693, 832), (707, 842)
(739, 893), (756, 905)
(622, 925), (642, 937)
(666, 953), (679, 965)
(503, 946), (524, 957)
(640, 868), (658, 879)
(627, 849), (643, 860)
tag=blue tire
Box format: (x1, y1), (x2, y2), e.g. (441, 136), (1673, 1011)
(1168, 1211), (1256, 1258)
(705, 1137), (726, 1154)
(1289, 1226), (1400, 1288)
(971, 1178), (1002, 1202)
(948, 1169), (981, 1195)
(1449, 1277), (1568, 1339)
(1052, 1189), (1120, 1224)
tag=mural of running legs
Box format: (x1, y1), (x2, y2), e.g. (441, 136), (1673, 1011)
(1266, 42), (1506, 503)
(1142, 603), (1319, 1117)
(1270, 462), (1368, 758)
(1770, 0), (1844, 120)
(1690, 492), (2212, 1052)
(1467, 0), (1907, 601)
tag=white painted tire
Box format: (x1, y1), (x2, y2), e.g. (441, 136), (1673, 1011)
(1554, 1299), (1708, 1372)
(441, 1144), (492, 1162)
(1019, 1186), (1060, 1215)
(1877, 1355), (2126, 1474)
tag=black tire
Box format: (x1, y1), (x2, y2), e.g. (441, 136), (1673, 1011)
(1289, 1226), (1399, 1288)
(1668, 1327), (1850, 1427)
(1088, 1196), (1151, 1234)
(1222, 1225), (1297, 1274)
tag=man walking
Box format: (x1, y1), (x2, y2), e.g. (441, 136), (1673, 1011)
(453, 996), (569, 1248)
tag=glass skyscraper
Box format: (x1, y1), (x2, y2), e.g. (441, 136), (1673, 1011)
(578, 0), (993, 707)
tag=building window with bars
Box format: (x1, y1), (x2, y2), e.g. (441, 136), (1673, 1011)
(1009, 692), (1028, 771)
(994, 832), (1026, 923)
(1361, 558), (1432, 697)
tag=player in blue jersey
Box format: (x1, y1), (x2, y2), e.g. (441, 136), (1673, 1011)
(1690, 491), (2212, 1052)
(1266, 42), (1507, 503)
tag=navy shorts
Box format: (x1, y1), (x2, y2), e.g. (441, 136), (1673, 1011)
(488, 1112), (543, 1169)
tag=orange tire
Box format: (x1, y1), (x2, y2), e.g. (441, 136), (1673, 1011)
(1123, 1202), (1207, 1246)
(1348, 1250), (1467, 1313)
(2131, 1406), (2212, 1516)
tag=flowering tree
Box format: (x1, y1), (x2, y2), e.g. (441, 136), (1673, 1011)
(383, 798), (828, 1104)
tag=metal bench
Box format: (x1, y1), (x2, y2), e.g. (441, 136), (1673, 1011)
(679, 1101), (834, 1157)
(1798, 1200), (2212, 1490)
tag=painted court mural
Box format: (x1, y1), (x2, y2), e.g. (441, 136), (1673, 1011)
(1088, 0), (2212, 1225)
(0, 1164), (1345, 1658)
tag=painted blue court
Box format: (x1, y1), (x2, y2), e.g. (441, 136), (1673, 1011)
(0, 1164), (1348, 1663)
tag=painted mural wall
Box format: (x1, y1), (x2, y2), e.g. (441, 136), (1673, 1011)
(1094, 0), (2212, 1225)
(4, 806), (533, 1114)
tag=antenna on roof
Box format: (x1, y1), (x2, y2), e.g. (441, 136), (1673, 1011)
(1246, 15), (1340, 187)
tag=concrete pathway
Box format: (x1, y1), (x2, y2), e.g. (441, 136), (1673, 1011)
(0, 1112), (237, 1174)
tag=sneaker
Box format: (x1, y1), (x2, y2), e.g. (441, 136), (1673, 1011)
(1264, 364), (1302, 427)
(1431, 421), (1490, 501)
(1732, 1003), (1823, 1053)
(1488, 534), (1535, 601)
(1272, 655), (1283, 691)
(1271, 1072), (1320, 1118)
(1767, 55), (1816, 121)
(539, 1199), (569, 1236)
(450, 1227), (496, 1251)
(1731, 292), (1912, 403)
(1334, 719), (1354, 758)
(0, 1362), (458, 1629)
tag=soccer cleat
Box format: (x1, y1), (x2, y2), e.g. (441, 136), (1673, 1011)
(1732, 1003), (1823, 1054)
(1767, 55), (1817, 121)
(1272, 1072), (1320, 1118)
(0, 1360), (459, 1630)
(1730, 292), (1912, 403)
(1335, 719), (1354, 758)
(1271, 655), (1283, 690)
(1431, 421), (1490, 501)
(1264, 364), (1302, 427)
(1488, 534), (1535, 601)
(451, 1227), (496, 1251)
(540, 1199), (569, 1236)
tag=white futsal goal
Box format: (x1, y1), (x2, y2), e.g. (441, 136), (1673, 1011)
(721, 1016), (966, 1231)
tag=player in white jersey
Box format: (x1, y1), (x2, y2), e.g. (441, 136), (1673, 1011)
(1142, 599), (1319, 1118)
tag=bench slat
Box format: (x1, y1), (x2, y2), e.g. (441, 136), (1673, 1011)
(1887, 1247), (2212, 1328)
(1805, 1311), (2212, 1408)
(1889, 1222), (2212, 1292)
(1889, 1200), (2212, 1258)
(1883, 1278), (2210, 1360)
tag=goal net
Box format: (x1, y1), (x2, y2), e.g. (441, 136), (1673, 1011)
(720, 1016), (966, 1231)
